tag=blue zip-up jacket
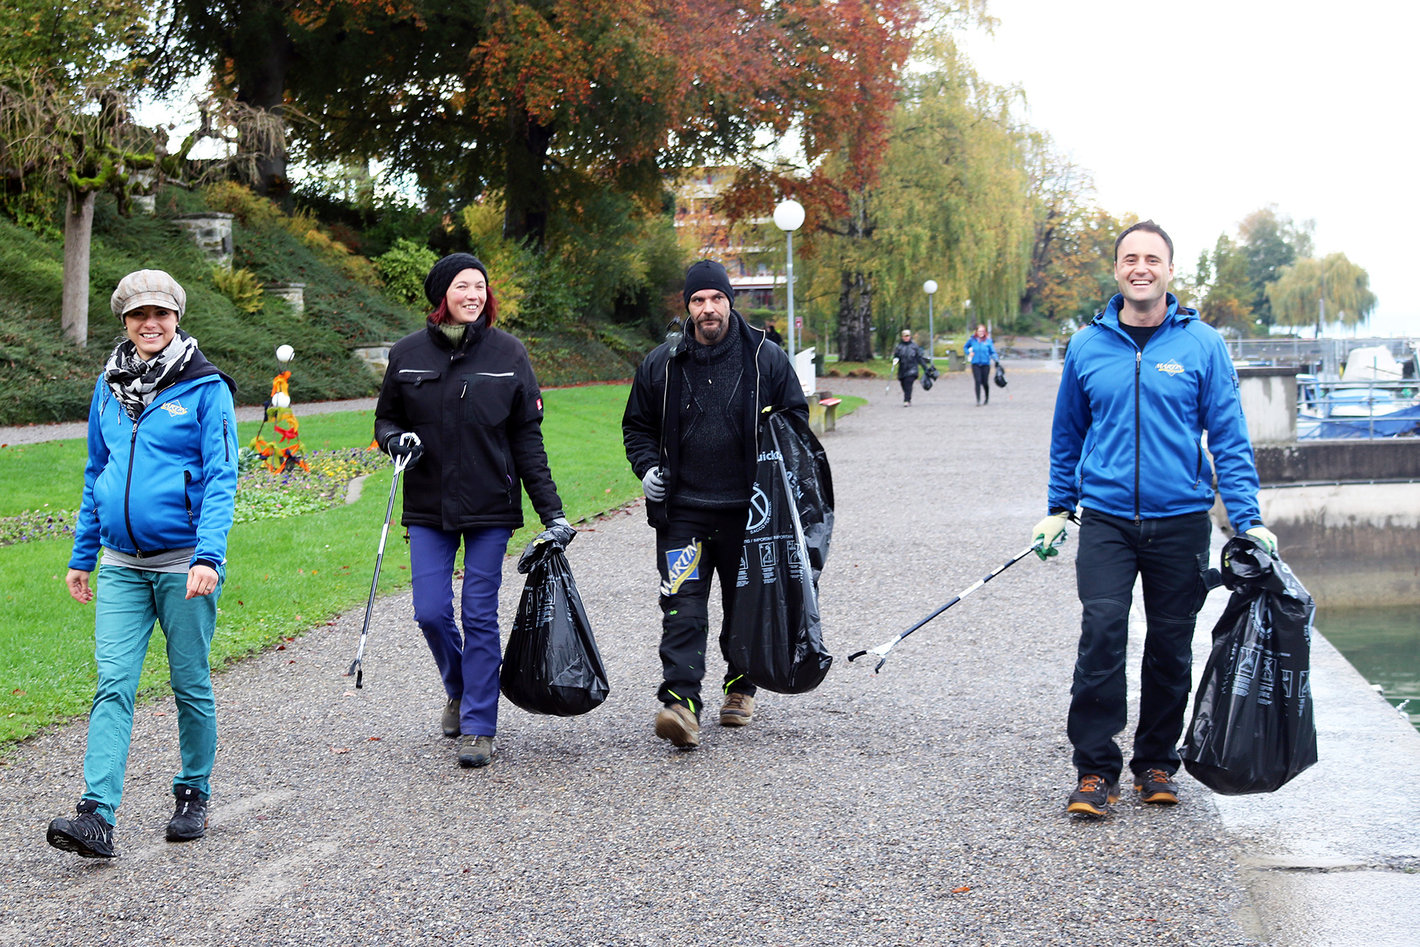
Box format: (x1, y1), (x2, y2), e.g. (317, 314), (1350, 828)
(964, 334), (997, 365)
(1047, 293), (1261, 532)
(69, 357), (239, 573)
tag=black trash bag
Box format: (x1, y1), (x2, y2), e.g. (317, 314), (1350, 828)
(993, 360), (1007, 388)
(920, 358), (940, 390)
(500, 544), (609, 716)
(726, 410), (834, 693)
(1181, 535), (1317, 795)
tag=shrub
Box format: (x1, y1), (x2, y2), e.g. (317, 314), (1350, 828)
(211, 266), (265, 313)
(374, 239), (438, 306)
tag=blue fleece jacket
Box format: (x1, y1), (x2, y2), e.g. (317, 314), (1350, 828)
(1047, 293), (1261, 532)
(964, 334), (997, 365)
(69, 369), (239, 572)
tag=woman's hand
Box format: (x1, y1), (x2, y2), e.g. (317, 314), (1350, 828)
(186, 564), (220, 599)
(66, 569), (94, 604)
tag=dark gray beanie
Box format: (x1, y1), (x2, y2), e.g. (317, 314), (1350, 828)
(682, 259), (735, 310)
(423, 253), (489, 306)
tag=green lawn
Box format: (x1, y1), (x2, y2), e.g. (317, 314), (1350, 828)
(0, 384), (862, 746)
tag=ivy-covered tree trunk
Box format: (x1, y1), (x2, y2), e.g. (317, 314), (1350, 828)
(61, 189), (96, 347)
(838, 269), (874, 361)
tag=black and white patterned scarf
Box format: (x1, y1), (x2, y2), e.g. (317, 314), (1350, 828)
(104, 331), (199, 420)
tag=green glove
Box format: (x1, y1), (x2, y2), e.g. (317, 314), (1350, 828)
(1032, 512), (1071, 561)
(1245, 525), (1278, 555)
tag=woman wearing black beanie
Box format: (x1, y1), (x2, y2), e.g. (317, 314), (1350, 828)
(374, 254), (575, 769)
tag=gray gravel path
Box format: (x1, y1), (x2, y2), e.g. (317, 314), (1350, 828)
(0, 366), (1268, 946)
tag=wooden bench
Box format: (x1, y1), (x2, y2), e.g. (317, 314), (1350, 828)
(818, 397), (842, 433)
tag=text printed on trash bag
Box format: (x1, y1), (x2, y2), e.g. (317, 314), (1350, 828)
(1219, 601), (1312, 716)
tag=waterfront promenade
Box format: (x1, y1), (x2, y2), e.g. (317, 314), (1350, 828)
(1, 366), (1416, 946)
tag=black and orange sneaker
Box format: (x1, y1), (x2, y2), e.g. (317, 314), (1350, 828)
(1133, 768), (1180, 805)
(1066, 774), (1119, 817)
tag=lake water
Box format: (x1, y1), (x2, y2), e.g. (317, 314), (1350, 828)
(1318, 605), (1420, 732)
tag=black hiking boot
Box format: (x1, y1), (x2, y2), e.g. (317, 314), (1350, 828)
(47, 800), (115, 858)
(167, 786), (209, 842)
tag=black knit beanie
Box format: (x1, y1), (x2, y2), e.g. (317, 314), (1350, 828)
(423, 253), (489, 307)
(682, 259), (735, 310)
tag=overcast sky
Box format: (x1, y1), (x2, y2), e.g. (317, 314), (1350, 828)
(957, 0), (1417, 338)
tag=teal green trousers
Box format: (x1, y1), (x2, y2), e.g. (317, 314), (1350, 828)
(81, 564), (220, 826)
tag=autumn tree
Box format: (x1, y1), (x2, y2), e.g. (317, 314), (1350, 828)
(1192, 234), (1253, 334)
(1266, 253), (1376, 334)
(1016, 135), (1126, 328)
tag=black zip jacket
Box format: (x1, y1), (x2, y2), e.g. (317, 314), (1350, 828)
(374, 319), (563, 531)
(622, 311), (809, 528)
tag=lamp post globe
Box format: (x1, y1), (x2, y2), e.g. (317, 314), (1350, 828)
(275, 344), (295, 363)
(923, 280), (938, 364)
(773, 199), (805, 233)
(773, 199), (806, 360)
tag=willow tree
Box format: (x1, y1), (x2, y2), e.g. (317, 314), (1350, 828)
(1266, 253), (1376, 335)
(855, 33), (1031, 353)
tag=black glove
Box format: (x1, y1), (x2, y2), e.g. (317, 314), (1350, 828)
(516, 517), (576, 573)
(386, 432), (423, 467)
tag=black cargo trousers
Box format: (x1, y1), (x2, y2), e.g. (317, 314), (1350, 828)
(653, 505), (758, 717)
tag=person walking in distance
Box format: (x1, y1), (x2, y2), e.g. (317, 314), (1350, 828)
(622, 259), (808, 748)
(892, 329), (925, 406)
(964, 323), (997, 406)
(48, 270), (239, 859)
(1032, 220), (1278, 818)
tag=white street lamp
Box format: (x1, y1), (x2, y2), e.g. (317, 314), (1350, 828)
(922, 280), (938, 364)
(773, 199), (805, 360)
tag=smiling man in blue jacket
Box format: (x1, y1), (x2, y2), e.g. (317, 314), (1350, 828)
(1031, 220), (1278, 818)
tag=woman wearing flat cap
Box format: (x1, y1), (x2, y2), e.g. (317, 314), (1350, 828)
(374, 252), (575, 769)
(47, 269), (239, 859)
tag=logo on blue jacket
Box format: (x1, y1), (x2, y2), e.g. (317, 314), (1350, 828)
(1155, 359), (1185, 376)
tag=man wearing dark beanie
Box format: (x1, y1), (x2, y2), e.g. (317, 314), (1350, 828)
(623, 259), (809, 748)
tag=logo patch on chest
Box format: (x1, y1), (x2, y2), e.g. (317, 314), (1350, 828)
(1155, 359), (1185, 376)
(158, 401), (188, 416)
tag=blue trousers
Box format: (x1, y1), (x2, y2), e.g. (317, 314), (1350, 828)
(408, 525), (511, 738)
(83, 564), (221, 826)
(1069, 509), (1211, 783)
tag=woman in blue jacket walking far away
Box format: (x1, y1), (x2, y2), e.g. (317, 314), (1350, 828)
(963, 323), (997, 405)
(48, 270), (239, 859)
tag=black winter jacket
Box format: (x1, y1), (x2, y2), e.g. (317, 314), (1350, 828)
(622, 311), (809, 528)
(374, 320), (563, 532)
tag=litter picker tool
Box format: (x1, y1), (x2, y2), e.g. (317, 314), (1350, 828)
(848, 543), (1040, 673)
(346, 450), (413, 688)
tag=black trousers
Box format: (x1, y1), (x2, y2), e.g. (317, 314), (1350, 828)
(898, 376), (915, 402)
(1068, 508), (1212, 782)
(971, 363), (990, 403)
(654, 505), (757, 715)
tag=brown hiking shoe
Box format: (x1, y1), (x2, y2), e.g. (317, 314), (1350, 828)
(1066, 774), (1120, 818)
(441, 697), (460, 738)
(719, 692), (755, 727)
(654, 703), (700, 748)
(1134, 768), (1180, 805)
(457, 734), (494, 768)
